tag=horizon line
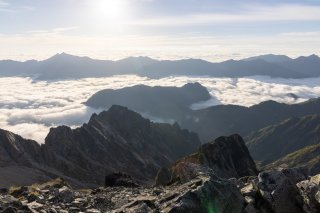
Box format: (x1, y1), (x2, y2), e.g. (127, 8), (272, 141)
(0, 52), (319, 63)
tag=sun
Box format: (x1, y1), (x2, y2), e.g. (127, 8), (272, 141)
(94, 0), (127, 22)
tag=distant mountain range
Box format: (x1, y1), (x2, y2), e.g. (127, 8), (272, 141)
(86, 83), (320, 142)
(85, 83), (320, 176)
(1, 53), (320, 79)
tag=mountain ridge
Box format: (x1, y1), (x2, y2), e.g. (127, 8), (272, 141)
(1, 53), (320, 79)
(0, 105), (201, 188)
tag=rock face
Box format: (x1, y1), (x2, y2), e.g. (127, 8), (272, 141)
(2, 170), (319, 213)
(234, 168), (318, 213)
(297, 174), (320, 212)
(156, 134), (258, 185)
(86, 82), (211, 122)
(256, 169), (307, 213)
(0, 106), (201, 188)
(43, 105), (200, 185)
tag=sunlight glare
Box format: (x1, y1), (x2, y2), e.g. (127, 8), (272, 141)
(94, 0), (128, 23)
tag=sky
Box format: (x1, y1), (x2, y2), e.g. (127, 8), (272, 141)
(0, 0), (320, 61)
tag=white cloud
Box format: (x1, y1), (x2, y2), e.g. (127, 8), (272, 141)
(0, 0), (8, 7)
(0, 1), (34, 12)
(130, 4), (320, 26)
(0, 32), (319, 62)
(0, 75), (320, 143)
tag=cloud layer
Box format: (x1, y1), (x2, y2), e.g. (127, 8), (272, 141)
(0, 75), (319, 143)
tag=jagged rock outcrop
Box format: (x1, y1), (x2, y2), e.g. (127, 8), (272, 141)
(0, 106), (201, 188)
(42, 105), (200, 185)
(156, 134), (258, 185)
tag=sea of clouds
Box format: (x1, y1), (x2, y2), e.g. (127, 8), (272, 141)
(0, 75), (320, 143)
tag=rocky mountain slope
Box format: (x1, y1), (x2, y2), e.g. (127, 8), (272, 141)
(246, 114), (320, 165)
(1, 152), (319, 212)
(1, 53), (320, 80)
(0, 105), (200, 188)
(0, 129), (54, 187)
(86, 83), (211, 122)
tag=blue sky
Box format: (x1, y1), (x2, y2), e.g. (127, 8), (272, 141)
(0, 0), (320, 61)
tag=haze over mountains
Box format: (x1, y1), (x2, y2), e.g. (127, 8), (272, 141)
(1, 53), (320, 80)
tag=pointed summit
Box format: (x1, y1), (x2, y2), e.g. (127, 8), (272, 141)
(46, 52), (87, 62)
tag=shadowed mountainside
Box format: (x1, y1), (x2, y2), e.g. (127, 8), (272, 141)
(185, 98), (320, 142)
(246, 114), (320, 165)
(85, 82), (320, 142)
(0, 105), (200, 188)
(264, 144), (320, 176)
(86, 82), (211, 122)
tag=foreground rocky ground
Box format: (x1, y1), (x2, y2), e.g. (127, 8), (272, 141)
(1, 167), (319, 213)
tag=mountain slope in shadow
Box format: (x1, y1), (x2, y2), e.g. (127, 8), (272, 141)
(0, 106), (200, 188)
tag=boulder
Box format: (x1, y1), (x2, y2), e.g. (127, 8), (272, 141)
(296, 174), (320, 212)
(256, 169), (305, 213)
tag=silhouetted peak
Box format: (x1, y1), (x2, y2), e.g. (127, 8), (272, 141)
(117, 56), (157, 66)
(89, 105), (149, 129)
(46, 52), (86, 62)
(118, 56), (155, 61)
(254, 100), (282, 106)
(45, 126), (73, 146)
(243, 54), (292, 63)
(308, 54), (319, 59)
(296, 54), (320, 61)
(181, 82), (208, 92)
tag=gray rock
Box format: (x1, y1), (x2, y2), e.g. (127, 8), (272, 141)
(58, 186), (74, 203)
(257, 170), (305, 213)
(297, 174), (320, 212)
(0, 195), (22, 209)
